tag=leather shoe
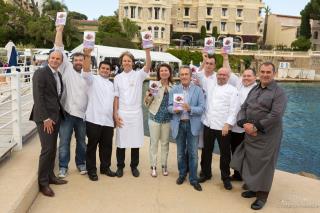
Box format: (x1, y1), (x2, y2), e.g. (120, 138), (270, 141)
(176, 177), (185, 185)
(39, 185), (55, 197)
(251, 199), (266, 210)
(198, 176), (211, 183)
(223, 180), (233, 190)
(242, 190), (256, 198)
(191, 183), (202, 191)
(101, 168), (116, 177)
(116, 168), (123, 177)
(88, 173), (98, 181)
(131, 167), (140, 177)
(49, 178), (68, 185)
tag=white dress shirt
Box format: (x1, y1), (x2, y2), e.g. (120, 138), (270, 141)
(55, 46), (88, 119)
(232, 82), (257, 133)
(82, 72), (114, 127)
(202, 83), (239, 130)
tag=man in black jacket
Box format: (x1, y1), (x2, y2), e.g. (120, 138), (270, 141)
(30, 50), (67, 197)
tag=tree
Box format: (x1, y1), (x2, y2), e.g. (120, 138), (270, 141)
(211, 26), (218, 38)
(300, 3), (312, 38)
(98, 16), (122, 33)
(68, 11), (88, 20)
(121, 18), (139, 40)
(42, 0), (68, 18)
(291, 37), (312, 51)
(263, 6), (271, 45)
(200, 26), (207, 39)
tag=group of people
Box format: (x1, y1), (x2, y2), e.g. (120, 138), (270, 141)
(30, 25), (287, 211)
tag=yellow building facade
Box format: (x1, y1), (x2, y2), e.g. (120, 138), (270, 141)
(119, 0), (265, 50)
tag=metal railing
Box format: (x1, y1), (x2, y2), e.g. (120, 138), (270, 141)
(0, 65), (38, 151)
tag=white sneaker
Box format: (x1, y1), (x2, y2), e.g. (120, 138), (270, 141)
(162, 166), (168, 176)
(151, 167), (157, 177)
(58, 168), (68, 178)
(78, 165), (87, 175)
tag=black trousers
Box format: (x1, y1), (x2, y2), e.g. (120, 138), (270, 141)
(86, 122), (114, 174)
(116, 147), (139, 169)
(230, 132), (245, 177)
(37, 120), (60, 187)
(201, 125), (231, 181)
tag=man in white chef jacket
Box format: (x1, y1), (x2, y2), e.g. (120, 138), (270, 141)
(113, 49), (151, 178)
(199, 67), (239, 191)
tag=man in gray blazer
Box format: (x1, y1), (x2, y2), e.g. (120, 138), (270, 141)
(168, 66), (205, 191)
(30, 50), (67, 197)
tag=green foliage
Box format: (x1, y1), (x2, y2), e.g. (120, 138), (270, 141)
(96, 32), (138, 49)
(98, 16), (122, 33)
(291, 37), (312, 51)
(122, 18), (139, 40)
(200, 26), (206, 39)
(68, 11), (88, 20)
(211, 26), (218, 38)
(300, 0), (320, 39)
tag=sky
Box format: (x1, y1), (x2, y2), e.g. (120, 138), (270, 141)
(65, 0), (310, 20)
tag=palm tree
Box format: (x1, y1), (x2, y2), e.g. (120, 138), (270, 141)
(122, 18), (140, 40)
(42, 0), (68, 18)
(263, 6), (271, 46)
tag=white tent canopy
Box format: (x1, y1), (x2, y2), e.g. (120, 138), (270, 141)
(71, 44), (181, 65)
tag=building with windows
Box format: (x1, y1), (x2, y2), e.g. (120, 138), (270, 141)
(119, 0), (265, 50)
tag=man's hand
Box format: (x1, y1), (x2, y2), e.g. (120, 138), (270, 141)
(221, 49), (228, 60)
(182, 103), (191, 112)
(114, 114), (124, 128)
(243, 123), (257, 136)
(56, 25), (64, 33)
(222, 123), (230, 136)
(202, 52), (208, 62)
(43, 119), (55, 134)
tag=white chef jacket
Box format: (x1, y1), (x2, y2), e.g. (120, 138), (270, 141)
(82, 72), (114, 127)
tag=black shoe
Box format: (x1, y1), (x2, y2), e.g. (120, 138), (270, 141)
(176, 177), (185, 185)
(242, 183), (248, 190)
(223, 180), (233, 190)
(230, 174), (243, 181)
(88, 173), (98, 181)
(191, 183), (202, 191)
(198, 176), (211, 183)
(251, 199), (266, 210)
(116, 168), (123, 177)
(131, 167), (140, 177)
(101, 168), (116, 177)
(241, 190), (256, 198)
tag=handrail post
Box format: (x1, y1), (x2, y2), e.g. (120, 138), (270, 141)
(11, 67), (22, 151)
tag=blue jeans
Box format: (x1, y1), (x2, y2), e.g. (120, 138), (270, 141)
(59, 113), (86, 169)
(175, 121), (199, 184)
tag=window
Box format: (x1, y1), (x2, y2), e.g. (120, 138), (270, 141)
(130, 6), (136, 18)
(154, 26), (159, 39)
(124, 6), (128, 17)
(183, 21), (189, 28)
(221, 22), (226, 32)
(296, 27), (300, 38)
(161, 27), (165, 38)
(206, 21), (211, 31)
(314, 31), (319, 40)
(148, 26), (152, 31)
(207, 7), (212, 16)
(222, 8), (228, 16)
(162, 8), (166, 20)
(237, 9), (243, 17)
(154, 7), (160, 19)
(184, 7), (190, 16)
(236, 23), (241, 32)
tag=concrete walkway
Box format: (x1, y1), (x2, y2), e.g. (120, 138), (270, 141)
(1, 134), (320, 213)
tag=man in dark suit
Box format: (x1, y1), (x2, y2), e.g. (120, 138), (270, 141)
(30, 50), (68, 197)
